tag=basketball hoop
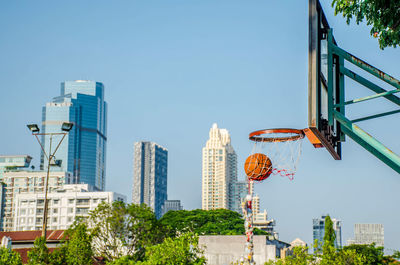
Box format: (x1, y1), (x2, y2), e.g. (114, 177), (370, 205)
(247, 128), (305, 180)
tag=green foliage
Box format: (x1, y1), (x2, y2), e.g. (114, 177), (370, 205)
(49, 246), (67, 265)
(160, 209), (268, 237)
(265, 245), (365, 265)
(87, 201), (166, 262)
(344, 243), (384, 265)
(65, 223), (93, 265)
(265, 246), (314, 265)
(108, 233), (206, 265)
(0, 247), (23, 265)
(332, 0), (400, 49)
(137, 232), (206, 265)
(317, 244), (365, 265)
(27, 236), (50, 265)
(323, 215), (336, 251)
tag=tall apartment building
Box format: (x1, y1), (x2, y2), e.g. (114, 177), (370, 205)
(313, 215), (342, 251)
(347, 224), (384, 247)
(13, 184), (125, 231)
(132, 142), (168, 219)
(41, 80), (107, 191)
(201, 123), (237, 210)
(1, 170), (70, 231)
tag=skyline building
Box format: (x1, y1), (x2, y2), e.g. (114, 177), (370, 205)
(201, 123), (237, 211)
(161, 200), (183, 217)
(132, 141), (168, 219)
(347, 224), (384, 247)
(41, 80), (107, 191)
(313, 215), (342, 251)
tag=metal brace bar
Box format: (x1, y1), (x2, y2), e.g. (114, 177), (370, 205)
(332, 45), (400, 89)
(334, 110), (400, 173)
(352, 109), (400, 123)
(334, 88), (400, 107)
(341, 67), (400, 107)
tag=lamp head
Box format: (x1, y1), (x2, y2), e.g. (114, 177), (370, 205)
(61, 122), (73, 132)
(27, 124), (40, 133)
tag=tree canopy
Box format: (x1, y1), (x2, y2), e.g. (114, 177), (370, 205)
(332, 0), (400, 49)
(87, 201), (166, 262)
(159, 209), (268, 237)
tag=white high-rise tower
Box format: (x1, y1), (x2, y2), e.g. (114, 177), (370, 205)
(202, 123), (237, 210)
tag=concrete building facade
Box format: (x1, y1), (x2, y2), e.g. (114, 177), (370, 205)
(201, 123), (237, 211)
(347, 224), (384, 247)
(199, 235), (291, 264)
(132, 142), (168, 219)
(13, 184), (125, 231)
(0, 170), (70, 231)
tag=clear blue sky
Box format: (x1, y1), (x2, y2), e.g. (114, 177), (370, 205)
(1, 0), (399, 252)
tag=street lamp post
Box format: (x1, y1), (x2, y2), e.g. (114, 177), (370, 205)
(27, 122), (73, 238)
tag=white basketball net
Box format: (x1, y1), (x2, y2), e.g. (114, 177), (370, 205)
(249, 130), (304, 180)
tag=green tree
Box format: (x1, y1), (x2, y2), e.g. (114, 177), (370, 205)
(332, 0), (400, 49)
(264, 246), (315, 265)
(27, 236), (50, 265)
(0, 247), (23, 265)
(65, 223), (93, 265)
(323, 215), (336, 251)
(265, 245), (365, 265)
(115, 232), (206, 265)
(160, 209), (268, 237)
(87, 201), (165, 262)
(344, 243), (384, 265)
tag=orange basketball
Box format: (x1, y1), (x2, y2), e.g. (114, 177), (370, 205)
(244, 153), (273, 181)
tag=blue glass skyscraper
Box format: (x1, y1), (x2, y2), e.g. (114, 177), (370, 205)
(41, 80), (107, 191)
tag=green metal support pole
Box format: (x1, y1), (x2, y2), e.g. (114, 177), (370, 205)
(327, 29), (334, 126)
(333, 111), (400, 173)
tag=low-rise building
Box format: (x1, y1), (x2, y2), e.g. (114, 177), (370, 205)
(1, 170), (70, 231)
(199, 235), (291, 264)
(13, 184), (126, 231)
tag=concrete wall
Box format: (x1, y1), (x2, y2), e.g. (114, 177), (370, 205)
(199, 235), (277, 265)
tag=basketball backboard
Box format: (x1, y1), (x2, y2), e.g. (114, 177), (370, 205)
(305, 0), (400, 173)
(306, 0), (343, 160)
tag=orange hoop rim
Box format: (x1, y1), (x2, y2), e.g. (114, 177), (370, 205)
(249, 128), (305, 142)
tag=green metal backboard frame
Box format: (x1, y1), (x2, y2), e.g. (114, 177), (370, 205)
(307, 0), (400, 173)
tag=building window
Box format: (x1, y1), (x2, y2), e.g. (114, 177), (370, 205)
(68, 199), (75, 204)
(52, 217), (58, 222)
(68, 208), (73, 214)
(53, 208), (58, 214)
(77, 199), (90, 205)
(53, 199), (59, 205)
(76, 208), (89, 214)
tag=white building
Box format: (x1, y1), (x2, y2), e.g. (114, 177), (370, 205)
(13, 184), (126, 231)
(202, 123), (237, 210)
(1, 170), (70, 231)
(347, 224), (384, 247)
